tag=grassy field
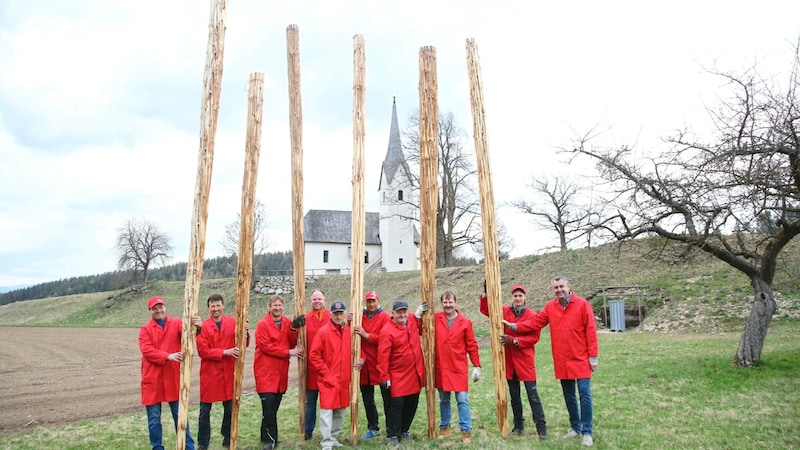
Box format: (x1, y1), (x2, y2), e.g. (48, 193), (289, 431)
(1, 239), (798, 449)
(2, 319), (798, 449)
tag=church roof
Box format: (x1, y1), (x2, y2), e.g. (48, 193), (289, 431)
(303, 210), (381, 244)
(379, 98), (413, 190)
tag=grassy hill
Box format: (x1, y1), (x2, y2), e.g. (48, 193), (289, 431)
(1, 238), (798, 333)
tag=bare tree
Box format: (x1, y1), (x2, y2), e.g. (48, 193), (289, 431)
(402, 111), (482, 267)
(570, 50), (800, 367)
(510, 175), (606, 251)
(473, 220), (515, 261)
(115, 219), (173, 284)
(220, 200), (271, 280)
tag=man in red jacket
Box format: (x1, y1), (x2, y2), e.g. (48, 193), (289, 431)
(377, 299), (428, 446)
(434, 290), (481, 444)
(309, 301), (352, 450)
(352, 290), (391, 439)
(514, 276), (598, 447)
(254, 295), (305, 450)
(138, 296), (196, 450)
(193, 293), (249, 450)
(303, 289), (331, 439)
(481, 284), (548, 440)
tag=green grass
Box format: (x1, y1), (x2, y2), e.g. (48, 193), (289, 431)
(3, 319), (798, 449)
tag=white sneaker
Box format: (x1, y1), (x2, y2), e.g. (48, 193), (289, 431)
(563, 429), (581, 439)
(582, 434), (594, 446)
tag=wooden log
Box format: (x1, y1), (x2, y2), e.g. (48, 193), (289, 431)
(286, 23), (308, 441)
(177, 1), (227, 448)
(349, 33), (366, 446)
(229, 72), (264, 450)
(418, 45), (439, 440)
(464, 37), (508, 438)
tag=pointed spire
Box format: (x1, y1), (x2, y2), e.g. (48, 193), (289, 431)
(383, 97), (405, 185)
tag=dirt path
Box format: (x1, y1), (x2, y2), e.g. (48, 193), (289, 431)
(0, 327), (275, 436)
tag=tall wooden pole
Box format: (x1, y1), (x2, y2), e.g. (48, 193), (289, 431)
(286, 24), (308, 440)
(177, 1), (227, 448)
(229, 72), (264, 450)
(349, 34), (366, 446)
(418, 45), (439, 440)
(465, 37), (508, 437)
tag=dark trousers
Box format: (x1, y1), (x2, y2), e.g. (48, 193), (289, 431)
(198, 400), (232, 447)
(385, 392), (420, 439)
(258, 392), (284, 445)
(361, 383), (391, 432)
(305, 389), (319, 437)
(508, 374), (547, 434)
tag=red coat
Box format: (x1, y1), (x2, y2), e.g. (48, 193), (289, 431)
(139, 316), (183, 406)
(305, 309), (331, 390)
(196, 315), (248, 403)
(434, 311), (481, 392)
(358, 308), (390, 385)
(519, 294), (598, 380)
(377, 315), (425, 397)
(253, 314), (298, 393)
(480, 295), (541, 381)
(309, 320), (352, 409)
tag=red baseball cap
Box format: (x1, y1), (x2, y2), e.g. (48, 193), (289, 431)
(510, 284), (527, 295)
(365, 291), (379, 301)
(147, 296), (165, 309)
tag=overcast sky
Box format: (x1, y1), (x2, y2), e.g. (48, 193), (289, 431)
(1, 0), (799, 287)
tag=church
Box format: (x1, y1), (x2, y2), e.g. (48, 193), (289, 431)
(302, 99), (420, 274)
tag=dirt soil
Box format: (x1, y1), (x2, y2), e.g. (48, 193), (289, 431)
(0, 327), (275, 437)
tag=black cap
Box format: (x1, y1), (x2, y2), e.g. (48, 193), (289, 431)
(392, 300), (409, 311)
(330, 301), (346, 313)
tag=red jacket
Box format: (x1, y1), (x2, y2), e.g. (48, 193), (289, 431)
(480, 295), (541, 381)
(309, 320), (352, 409)
(305, 309), (331, 390)
(139, 316), (183, 406)
(253, 314), (298, 393)
(519, 294), (598, 380)
(357, 308), (390, 385)
(434, 311), (481, 392)
(196, 315), (248, 403)
(377, 315), (425, 397)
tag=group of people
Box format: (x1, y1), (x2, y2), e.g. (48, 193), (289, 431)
(138, 276), (598, 450)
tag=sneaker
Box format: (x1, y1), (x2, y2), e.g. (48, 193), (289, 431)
(262, 444), (274, 450)
(385, 436), (400, 446)
(510, 428), (524, 436)
(538, 432), (549, 441)
(401, 432), (413, 442)
(332, 442), (344, 448)
(361, 429), (379, 439)
(563, 429), (581, 439)
(198, 446), (208, 450)
(582, 434), (594, 446)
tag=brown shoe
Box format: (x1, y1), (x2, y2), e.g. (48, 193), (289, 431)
(462, 431), (472, 444)
(438, 427), (451, 440)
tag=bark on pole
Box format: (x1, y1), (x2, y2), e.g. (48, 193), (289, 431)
(465, 37), (508, 437)
(229, 72), (264, 450)
(177, 1), (227, 448)
(286, 24), (308, 440)
(418, 45), (439, 440)
(349, 33), (366, 446)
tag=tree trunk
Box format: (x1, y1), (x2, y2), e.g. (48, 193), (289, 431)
(734, 276), (777, 367)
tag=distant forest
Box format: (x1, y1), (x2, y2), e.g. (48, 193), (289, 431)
(0, 251), (294, 306)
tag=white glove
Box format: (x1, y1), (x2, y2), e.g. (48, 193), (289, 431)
(414, 303), (429, 319)
(472, 367), (482, 382)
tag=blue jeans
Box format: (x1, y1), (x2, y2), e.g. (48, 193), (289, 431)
(198, 400), (232, 448)
(561, 378), (593, 436)
(305, 389), (319, 437)
(439, 390), (472, 432)
(146, 401), (195, 450)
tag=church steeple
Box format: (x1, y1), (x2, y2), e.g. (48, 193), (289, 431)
(380, 97), (411, 189)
